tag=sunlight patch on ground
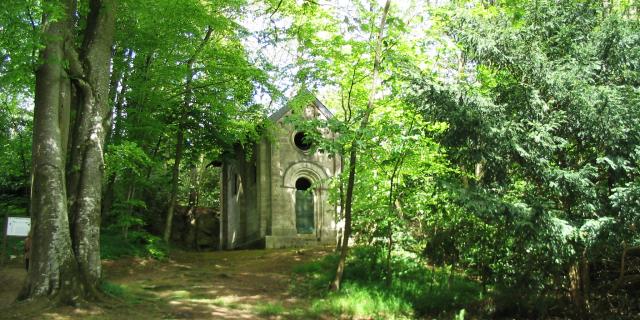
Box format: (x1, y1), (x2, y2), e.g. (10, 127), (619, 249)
(2, 247), (335, 319)
(42, 306), (104, 320)
(42, 314), (72, 320)
(209, 308), (255, 319)
(166, 290), (191, 300)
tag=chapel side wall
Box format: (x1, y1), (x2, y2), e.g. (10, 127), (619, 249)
(243, 146), (260, 245)
(222, 163), (240, 249)
(220, 163), (228, 249)
(222, 146), (260, 249)
(257, 139), (271, 238)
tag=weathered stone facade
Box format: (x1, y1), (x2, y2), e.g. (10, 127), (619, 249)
(220, 99), (340, 249)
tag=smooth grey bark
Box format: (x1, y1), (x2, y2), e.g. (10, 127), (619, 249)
(21, 0), (117, 302)
(20, 4), (80, 302)
(330, 0), (391, 292)
(67, 0), (117, 290)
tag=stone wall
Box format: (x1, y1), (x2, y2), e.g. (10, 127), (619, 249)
(170, 206), (220, 249)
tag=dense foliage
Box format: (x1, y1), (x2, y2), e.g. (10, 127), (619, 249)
(1, 0), (638, 317)
(286, 0), (640, 317)
(406, 1), (640, 316)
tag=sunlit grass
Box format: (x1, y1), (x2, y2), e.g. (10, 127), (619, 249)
(309, 283), (413, 320)
(167, 290), (190, 300)
(100, 281), (157, 305)
(290, 247), (483, 319)
(254, 302), (286, 317)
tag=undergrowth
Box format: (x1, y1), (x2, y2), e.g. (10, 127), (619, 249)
(291, 246), (483, 319)
(101, 230), (168, 260)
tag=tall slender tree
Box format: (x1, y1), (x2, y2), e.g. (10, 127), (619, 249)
(163, 26), (214, 243)
(330, 0), (392, 291)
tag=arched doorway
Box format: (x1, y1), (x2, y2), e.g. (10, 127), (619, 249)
(295, 177), (314, 234)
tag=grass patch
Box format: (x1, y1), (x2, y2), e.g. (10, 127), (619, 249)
(167, 290), (191, 300)
(100, 281), (157, 305)
(310, 283), (413, 319)
(291, 247), (483, 319)
(291, 253), (339, 297)
(255, 302), (286, 317)
(101, 281), (128, 298)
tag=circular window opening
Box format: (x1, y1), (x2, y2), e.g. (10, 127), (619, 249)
(294, 132), (312, 151)
(295, 177), (312, 191)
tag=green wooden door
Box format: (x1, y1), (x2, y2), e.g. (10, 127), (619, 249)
(295, 191), (314, 234)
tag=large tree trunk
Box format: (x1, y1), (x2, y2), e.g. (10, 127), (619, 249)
(66, 0), (117, 290)
(21, 0), (117, 302)
(330, 0), (391, 292)
(19, 5), (81, 302)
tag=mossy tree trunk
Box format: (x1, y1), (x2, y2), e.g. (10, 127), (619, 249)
(20, 0), (116, 302)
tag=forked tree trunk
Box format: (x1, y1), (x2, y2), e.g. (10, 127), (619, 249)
(20, 0), (116, 302)
(69, 0), (116, 289)
(330, 0), (391, 292)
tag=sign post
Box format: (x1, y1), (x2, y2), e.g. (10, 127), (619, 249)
(6, 217), (31, 236)
(1, 216), (31, 266)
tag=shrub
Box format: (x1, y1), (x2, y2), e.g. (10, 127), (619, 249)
(101, 230), (168, 260)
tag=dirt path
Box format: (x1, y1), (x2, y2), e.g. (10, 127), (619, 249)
(0, 247), (333, 319)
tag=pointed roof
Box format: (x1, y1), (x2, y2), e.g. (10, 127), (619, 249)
(268, 93), (333, 122)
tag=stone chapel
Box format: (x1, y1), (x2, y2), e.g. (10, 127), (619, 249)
(220, 97), (340, 249)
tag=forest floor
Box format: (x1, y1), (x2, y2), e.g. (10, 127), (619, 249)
(0, 246), (335, 319)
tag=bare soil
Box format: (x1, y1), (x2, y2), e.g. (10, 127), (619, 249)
(0, 246), (333, 319)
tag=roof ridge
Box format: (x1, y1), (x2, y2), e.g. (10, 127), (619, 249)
(268, 92), (332, 122)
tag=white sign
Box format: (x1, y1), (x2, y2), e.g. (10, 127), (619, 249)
(6, 217), (31, 236)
